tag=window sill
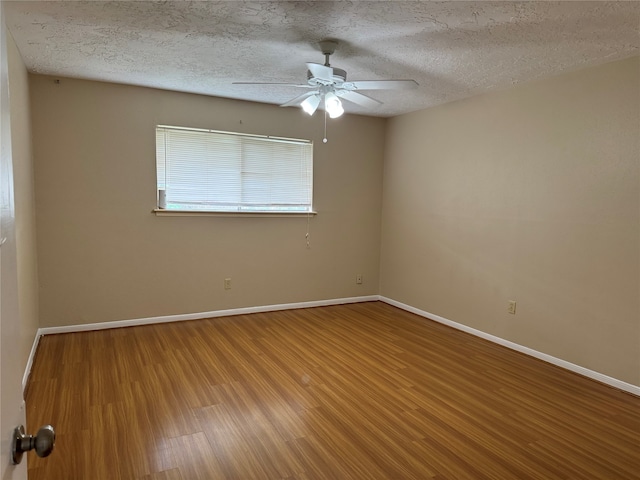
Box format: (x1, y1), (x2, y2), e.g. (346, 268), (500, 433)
(152, 209), (317, 218)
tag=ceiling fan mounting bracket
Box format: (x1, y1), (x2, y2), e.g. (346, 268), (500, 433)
(319, 40), (338, 67)
(319, 40), (338, 56)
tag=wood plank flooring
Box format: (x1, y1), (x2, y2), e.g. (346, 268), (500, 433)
(25, 302), (640, 479)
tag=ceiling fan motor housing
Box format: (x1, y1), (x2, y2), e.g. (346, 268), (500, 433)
(307, 67), (347, 86)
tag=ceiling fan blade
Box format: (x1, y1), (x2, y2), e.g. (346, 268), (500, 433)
(306, 63), (334, 82)
(280, 91), (319, 108)
(343, 80), (419, 90)
(336, 90), (382, 109)
(233, 82), (310, 88)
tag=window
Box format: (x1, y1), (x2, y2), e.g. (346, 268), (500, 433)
(156, 125), (313, 213)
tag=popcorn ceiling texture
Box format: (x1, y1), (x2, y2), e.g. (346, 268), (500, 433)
(5, 1), (640, 117)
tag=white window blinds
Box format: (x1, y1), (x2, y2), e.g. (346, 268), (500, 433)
(156, 126), (313, 212)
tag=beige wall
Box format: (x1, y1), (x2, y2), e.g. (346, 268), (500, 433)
(29, 76), (385, 327)
(7, 30), (38, 382)
(25, 56), (640, 385)
(381, 56), (640, 385)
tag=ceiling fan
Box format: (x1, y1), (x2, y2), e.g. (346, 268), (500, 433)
(233, 40), (418, 118)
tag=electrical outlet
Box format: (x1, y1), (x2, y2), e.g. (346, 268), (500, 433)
(356, 274), (363, 284)
(224, 278), (231, 290)
(507, 300), (517, 315)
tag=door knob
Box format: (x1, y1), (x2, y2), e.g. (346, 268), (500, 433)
(11, 424), (56, 464)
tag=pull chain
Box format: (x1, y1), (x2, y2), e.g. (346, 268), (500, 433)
(323, 109), (328, 143)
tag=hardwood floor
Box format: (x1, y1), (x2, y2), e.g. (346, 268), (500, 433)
(25, 302), (639, 479)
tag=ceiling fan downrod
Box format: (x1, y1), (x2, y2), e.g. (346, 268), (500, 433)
(319, 40), (338, 67)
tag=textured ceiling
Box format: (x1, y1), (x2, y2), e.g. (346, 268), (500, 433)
(5, 1), (640, 117)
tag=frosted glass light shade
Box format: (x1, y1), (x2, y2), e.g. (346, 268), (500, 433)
(324, 92), (344, 118)
(301, 95), (320, 115)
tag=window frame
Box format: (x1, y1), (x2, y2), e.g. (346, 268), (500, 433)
(154, 125), (315, 216)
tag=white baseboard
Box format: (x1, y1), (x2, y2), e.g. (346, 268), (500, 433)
(26, 294), (639, 397)
(24, 296), (374, 391)
(22, 330), (42, 394)
(37, 295), (380, 335)
(379, 296), (640, 396)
